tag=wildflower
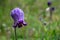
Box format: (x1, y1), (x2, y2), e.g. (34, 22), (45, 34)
(11, 8), (27, 28)
(47, 1), (52, 7)
(46, 1), (55, 19)
(43, 21), (49, 26)
(51, 7), (55, 11)
(43, 21), (47, 25)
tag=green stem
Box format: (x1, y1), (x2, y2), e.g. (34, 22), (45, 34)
(14, 28), (17, 40)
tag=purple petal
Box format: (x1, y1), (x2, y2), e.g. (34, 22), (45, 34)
(13, 22), (18, 28)
(11, 8), (25, 28)
(11, 8), (24, 22)
(17, 20), (23, 28)
(23, 21), (27, 26)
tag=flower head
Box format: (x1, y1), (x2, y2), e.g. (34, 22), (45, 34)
(51, 7), (55, 11)
(47, 1), (52, 7)
(11, 8), (27, 28)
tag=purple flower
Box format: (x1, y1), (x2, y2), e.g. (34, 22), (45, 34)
(11, 8), (27, 28)
(51, 7), (55, 11)
(47, 1), (52, 7)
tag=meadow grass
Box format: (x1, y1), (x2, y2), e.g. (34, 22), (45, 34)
(0, 0), (60, 40)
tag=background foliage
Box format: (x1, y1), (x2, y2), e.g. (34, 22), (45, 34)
(0, 0), (60, 40)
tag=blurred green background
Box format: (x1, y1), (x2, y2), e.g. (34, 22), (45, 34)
(0, 0), (60, 40)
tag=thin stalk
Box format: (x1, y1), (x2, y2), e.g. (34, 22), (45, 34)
(50, 7), (53, 21)
(14, 28), (17, 40)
